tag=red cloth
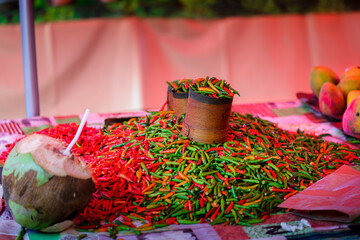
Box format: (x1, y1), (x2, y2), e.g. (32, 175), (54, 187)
(279, 165), (360, 222)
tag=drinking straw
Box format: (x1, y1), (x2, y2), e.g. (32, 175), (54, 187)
(62, 109), (90, 155)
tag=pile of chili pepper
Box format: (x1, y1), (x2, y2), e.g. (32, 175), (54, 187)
(166, 79), (192, 93)
(1, 111), (359, 238)
(190, 76), (240, 98)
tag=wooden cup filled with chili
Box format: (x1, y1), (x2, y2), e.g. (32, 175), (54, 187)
(167, 86), (188, 117)
(182, 77), (238, 144)
(166, 79), (192, 117)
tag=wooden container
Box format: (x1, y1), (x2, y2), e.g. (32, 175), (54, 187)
(182, 88), (233, 144)
(167, 86), (188, 117)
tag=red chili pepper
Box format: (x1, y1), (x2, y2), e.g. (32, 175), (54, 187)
(128, 189), (144, 196)
(184, 81), (189, 89)
(171, 82), (178, 89)
(225, 201), (234, 214)
(223, 86), (231, 94)
(205, 175), (216, 180)
(159, 101), (167, 111)
(171, 134), (177, 141)
(210, 206), (221, 222)
(188, 200), (192, 211)
(136, 124), (145, 131)
(182, 141), (189, 154)
(137, 207), (147, 213)
(119, 173), (133, 183)
(206, 147), (224, 152)
(199, 197), (204, 208)
(147, 137), (164, 142)
(218, 151), (225, 157)
(166, 217), (177, 224)
(150, 115), (159, 124)
(235, 169), (245, 174)
(271, 187), (293, 193)
(194, 157), (202, 165)
(216, 172), (227, 181)
(147, 162), (165, 169)
(268, 169), (277, 180)
(159, 120), (167, 128)
(204, 207), (216, 220)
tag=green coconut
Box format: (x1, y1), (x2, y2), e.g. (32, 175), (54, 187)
(1, 134), (95, 232)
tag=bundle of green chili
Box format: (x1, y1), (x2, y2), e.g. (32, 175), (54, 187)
(166, 77), (239, 99)
(1, 111), (359, 237)
(166, 78), (192, 93)
(190, 76), (240, 98)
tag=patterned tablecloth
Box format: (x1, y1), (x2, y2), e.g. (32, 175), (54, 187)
(0, 101), (359, 240)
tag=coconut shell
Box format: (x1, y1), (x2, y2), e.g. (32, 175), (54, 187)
(1, 134), (95, 231)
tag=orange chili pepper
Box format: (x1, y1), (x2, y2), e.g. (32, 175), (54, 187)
(178, 171), (189, 181)
(198, 87), (215, 93)
(284, 190), (298, 200)
(174, 180), (189, 188)
(162, 191), (175, 199)
(183, 163), (193, 175)
(160, 149), (176, 154)
(315, 154), (323, 164)
(162, 176), (169, 186)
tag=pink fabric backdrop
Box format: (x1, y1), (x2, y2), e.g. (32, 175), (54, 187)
(1, 13), (360, 119)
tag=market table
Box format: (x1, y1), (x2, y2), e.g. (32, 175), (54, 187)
(0, 101), (359, 240)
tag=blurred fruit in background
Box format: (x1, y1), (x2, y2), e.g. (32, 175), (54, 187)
(318, 81), (346, 118)
(309, 65), (360, 138)
(337, 75), (360, 99)
(343, 96), (360, 138)
(347, 90), (360, 106)
(310, 66), (339, 98)
(341, 65), (360, 80)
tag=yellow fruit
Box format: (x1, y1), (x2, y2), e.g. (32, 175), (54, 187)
(347, 90), (360, 106)
(310, 66), (339, 97)
(337, 75), (360, 98)
(343, 97), (360, 138)
(341, 65), (360, 80)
